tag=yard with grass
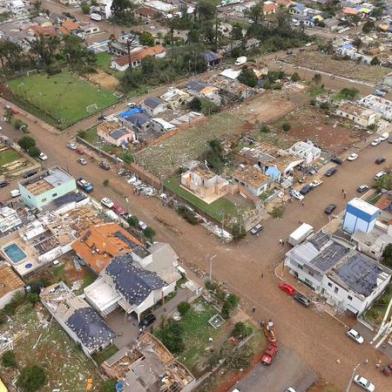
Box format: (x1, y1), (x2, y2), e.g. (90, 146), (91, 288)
(363, 283), (392, 326)
(0, 149), (20, 167)
(165, 176), (238, 223)
(7, 72), (119, 129)
(0, 302), (105, 392)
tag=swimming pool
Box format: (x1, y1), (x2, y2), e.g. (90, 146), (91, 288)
(3, 243), (27, 264)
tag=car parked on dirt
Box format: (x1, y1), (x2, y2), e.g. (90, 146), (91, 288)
(324, 204), (337, 215)
(250, 224), (263, 235)
(346, 328), (364, 344)
(101, 197), (114, 209)
(279, 283), (296, 296)
(294, 292), (311, 307)
(330, 156), (343, 165)
(324, 167), (337, 177)
(375, 157), (386, 165)
(99, 160), (111, 170)
(371, 138), (382, 146)
(347, 153), (358, 161)
(357, 185), (369, 194)
(67, 143), (77, 150)
(290, 189), (304, 201)
(0, 181), (9, 188)
(353, 375), (375, 392)
(78, 158), (87, 165)
(300, 184), (312, 195)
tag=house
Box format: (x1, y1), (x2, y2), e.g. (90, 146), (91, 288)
(28, 25), (58, 38)
(84, 252), (178, 320)
(135, 6), (161, 20)
(72, 223), (144, 275)
(263, 1), (277, 14)
(18, 167), (77, 210)
(161, 88), (191, 109)
(75, 25), (100, 39)
(288, 140), (321, 164)
(181, 167), (229, 203)
(97, 122), (135, 147)
(335, 102), (380, 128)
(60, 19), (80, 35)
(151, 118), (176, 133)
(342, 7), (359, 16)
(40, 282), (115, 355)
(142, 96), (166, 116)
(202, 51), (222, 67)
(284, 232), (391, 315)
(359, 95), (392, 121)
(276, 0), (294, 7)
(186, 80), (222, 106)
(233, 165), (270, 197)
(374, 193), (392, 221)
(124, 112), (152, 132)
(0, 265), (24, 309)
(102, 333), (195, 392)
(0, 206), (22, 235)
(108, 41), (129, 56)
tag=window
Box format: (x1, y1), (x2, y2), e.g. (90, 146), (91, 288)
(327, 282), (332, 288)
(41, 198), (47, 203)
(52, 193), (57, 197)
(334, 287), (339, 293)
(348, 295), (353, 301)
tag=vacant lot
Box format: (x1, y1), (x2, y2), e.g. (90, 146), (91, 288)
(8, 72), (119, 129)
(286, 50), (390, 83)
(137, 93), (295, 178)
(0, 302), (104, 392)
(0, 149), (20, 167)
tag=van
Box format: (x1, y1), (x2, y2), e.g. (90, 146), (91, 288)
(10, 189), (20, 198)
(374, 171), (386, 181)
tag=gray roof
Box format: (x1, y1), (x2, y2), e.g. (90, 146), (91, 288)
(110, 128), (131, 140)
(106, 254), (166, 305)
(187, 80), (208, 93)
(334, 254), (387, 297)
(126, 113), (151, 127)
(311, 242), (349, 272)
(309, 231), (330, 251)
(66, 307), (114, 350)
(144, 96), (163, 109)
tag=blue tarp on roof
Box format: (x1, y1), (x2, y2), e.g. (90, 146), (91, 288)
(119, 107), (144, 119)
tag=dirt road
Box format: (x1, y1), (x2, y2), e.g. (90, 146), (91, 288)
(2, 105), (392, 390)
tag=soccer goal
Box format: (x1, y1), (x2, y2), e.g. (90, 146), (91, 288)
(86, 103), (98, 113)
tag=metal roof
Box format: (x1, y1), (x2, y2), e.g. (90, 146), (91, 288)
(311, 242), (349, 272)
(144, 96), (162, 109)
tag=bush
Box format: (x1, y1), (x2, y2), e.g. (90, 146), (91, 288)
(238, 67), (258, 88)
(127, 216), (139, 227)
(232, 322), (252, 339)
(17, 365), (47, 392)
(2, 350), (17, 368)
(28, 146), (41, 158)
(155, 320), (185, 354)
(222, 293), (239, 319)
(26, 292), (40, 304)
(18, 135), (35, 151)
(121, 151), (134, 164)
(101, 380), (117, 392)
(77, 130), (87, 139)
(143, 227), (155, 241)
(176, 206), (198, 225)
(270, 205), (285, 218)
(291, 72), (300, 82)
(231, 223), (246, 241)
(260, 124), (270, 133)
(383, 244), (392, 268)
(177, 302), (191, 316)
(282, 122), (291, 132)
(80, 1), (90, 14)
(103, 179), (110, 187)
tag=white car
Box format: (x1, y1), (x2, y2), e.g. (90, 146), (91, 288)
(346, 328), (364, 344)
(371, 138), (382, 146)
(67, 143), (77, 150)
(139, 221), (148, 230)
(78, 158), (87, 165)
(353, 375), (375, 392)
(101, 197), (114, 209)
(290, 189), (304, 201)
(309, 180), (323, 188)
(286, 388), (297, 392)
(39, 152), (48, 161)
(379, 132), (389, 141)
(374, 171), (386, 181)
(347, 153), (358, 161)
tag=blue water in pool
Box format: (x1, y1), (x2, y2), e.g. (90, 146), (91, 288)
(3, 243), (27, 264)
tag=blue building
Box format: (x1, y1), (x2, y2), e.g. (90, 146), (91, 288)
(343, 198), (380, 234)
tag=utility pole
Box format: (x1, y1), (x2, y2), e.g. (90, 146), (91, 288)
(345, 363), (360, 392)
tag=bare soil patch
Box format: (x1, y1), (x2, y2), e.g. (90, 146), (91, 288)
(86, 70), (119, 90)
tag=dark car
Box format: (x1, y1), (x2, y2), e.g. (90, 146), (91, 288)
(324, 204), (337, 215)
(139, 313), (156, 328)
(357, 185), (369, 194)
(0, 181), (9, 188)
(294, 293), (311, 307)
(375, 157), (386, 165)
(23, 170), (37, 178)
(330, 157), (343, 165)
(300, 184), (312, 195)
(325, 167), (337, 177)
(250, 224), (263, 235)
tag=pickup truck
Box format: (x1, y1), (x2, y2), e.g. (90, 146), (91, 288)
(76, 178), (94, 193)
(261, 343), (278, 365)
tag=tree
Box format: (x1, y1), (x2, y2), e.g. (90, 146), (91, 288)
(62, 35), (96, 73)
(371, 56), (380, 66)
(282, 122), (291, 132)
(101, 380), (117, 392)
(29, 35), (60, 67)
(17, 366), (47, 392)
(271, 205), (285, 218)
(110, 0), (136, 24)
(189, 97), (202, 112)
(231, 223), (246, 241)
(383, 244), (392, 268)
(121, 151), (134, 164)
(177, 302), (191, 316)
(338, 87), (359, 100)
(291, 72), (300, 82)
(232, 322), (252, 339)
(31, 1), (42, 17)
(139, 31), (154, 46)
(18, 136), (36, 151)
(81, 1), (90, 14)
(28, 146), (41, 158)
(238, 67), (258, 87)
(143, 227), (155, 241)
(245, 1), (264, 25)
(155, 320), (185, 354)
(312, 73), (322, 85)
(127, 216), (139, 227)
(222, 293), (239, 319)
(2, 350), (17, 368)
(260, 124), (270, 133)
(197, 0), (217, 21)
(231, 23), (243, 41)
(362, 20), (374, 34)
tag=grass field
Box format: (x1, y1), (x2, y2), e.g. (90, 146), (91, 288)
(165, 176), (238, 223)
(0, 149), (20, 167)
(8, 72), (119, 129)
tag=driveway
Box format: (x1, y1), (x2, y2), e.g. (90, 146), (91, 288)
(235, 347), (317, 392)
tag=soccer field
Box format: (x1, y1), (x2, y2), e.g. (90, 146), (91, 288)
(8, 72), (119, 129)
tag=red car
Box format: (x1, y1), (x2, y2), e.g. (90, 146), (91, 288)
(383, 363), (392, 376)
(112, 204), (127, 216)
(279, 282), (296, 296)
(75, 148), (85, 155)
(261, 343), (278, 365)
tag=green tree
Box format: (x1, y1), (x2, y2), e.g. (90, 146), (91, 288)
(127, 216), (139, 227)
(81, 1), (90, 14)
(110, 0), (136, 23)
(62, 35), (97, 73)
(18, 135), (36, 151)
(362, 20), (374, 34)
(143, 227), (156, 241)
(231, 223), (246, 241)
(260, 124), (270, 133)
(155, 320), (185, 354)
(222, 293), (239, 319)
(177, 302), (191, 316)
(29, 35), (60, 67)
(17, 365), (47, 392)
(282, 122), (291, 132)
(200, 98), (219, 115)
(189, 97), (202, 112)
(232, 322), (252, 339)
(231, 23), (243, 41)
(291, 72), (300, 82)
(28, 146), (41, 158)
(2, 350), (17, 368)
(121, 151), (134, 164)
(245, 1), (264, 25)
(0, 39), (27, 74)
(139, 31), (154, 46)
(371, 56), (380, 66)
(238, 67), (258, 87)
(271, 205), (285, 218)
(312, 73), (322, 85)
(101, 380), (116, 392)
(383, 244), (392, 268)
(197, 0), (217, 21)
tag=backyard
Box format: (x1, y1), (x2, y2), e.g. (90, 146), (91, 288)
(165, 176), (240, 223)
(0, 149), (20, 167)
(363, 283), (392, 326)
(7, 72), (119, 129)
(0, 301), (105, 391)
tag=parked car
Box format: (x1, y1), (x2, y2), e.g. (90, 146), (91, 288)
(300, 184), (312, 195)
(0, 181), (9, 188)
(139, 313), (156, 328)
(294, 292), (311, 307)
(279, 282), (296, 296)
(374, 171), (386, 181)
(99, 160), (111, 170)
(100, 197), (114, 209)
(75, 147), (85, 155)
(290, 189), (304, 201)
(347, 153), (358, 161)
(77, 178), (94, 193)
(39, 152), (48, 161)
(382, 363), (392, 376)
(10, 189), (20, 198)
(379, 132), (389, 141)
(261, 342), (278, 365)
(78, 158), (87, 165)
(250, 224), (263, 235)
(139, 221), (148, 230)
(371, 138), (382, 146)
(375, 157), (386, 165)
(309, 180), (323, 188)
(346, 328), (364, 344)
(330, 156), (343, 165)
(324, 167), (337, 177)
(23, 170), (37, 178)
(286, 388), (297, 392)
(357, 185), (369, 194)
(324, 204), (337, 215)
(112, 204), (127, 216)
(353, 375), (375, 392)
(67, 143), (77, 150)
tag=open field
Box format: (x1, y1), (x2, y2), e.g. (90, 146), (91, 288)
(0, 302), (104, 392)
(0, 149), (20, 167)
(7, 72), (119, 129)
(137, 93), (295, 178)
(286, 50), (390, 83)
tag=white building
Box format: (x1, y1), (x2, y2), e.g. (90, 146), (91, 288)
(335, 102), (380, 128)
(284, 232), (391, 315)
(288, 140), (321, 164)
(0, 206), (22, 235)
(359, 95), (392, 121)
